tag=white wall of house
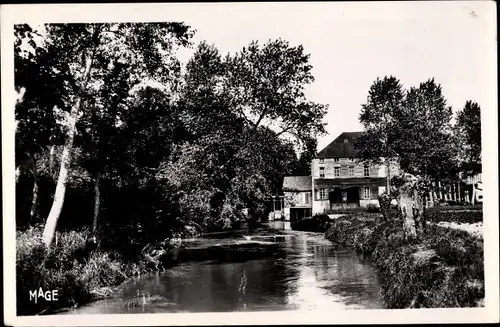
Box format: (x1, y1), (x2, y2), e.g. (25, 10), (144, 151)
(312, 200), (330, 214)
(311, 157), (400, 179)
(310, 157), (400, 212)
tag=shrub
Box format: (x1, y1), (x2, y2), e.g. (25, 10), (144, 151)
(425, 209), (483, 224)
(16, 227), (152, 315)
(366, 204), (380, 213)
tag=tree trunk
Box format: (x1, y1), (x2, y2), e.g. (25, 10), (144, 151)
(15, 166), (21, 183)
(471, 183), (476, 205)
(397, 177), (424, 242)
(28, 153), (39, 220)
(42, 43), (97, 247)
(49, 144), (55, 175)
(42, 100), (80, 247)
(386, 158), (391, 195)
(398, 195), (417, 241)
(92, 172), (100, 234)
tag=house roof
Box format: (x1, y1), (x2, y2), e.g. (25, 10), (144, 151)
(317, 132), (365, 159)
(282, 176), (312, 192)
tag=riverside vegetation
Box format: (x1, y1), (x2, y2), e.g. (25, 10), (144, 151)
(325, 211), (484, 308)
(294, 204), (484, 308)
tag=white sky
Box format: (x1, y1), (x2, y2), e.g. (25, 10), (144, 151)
(6, 2), (497, 152)
(172, 1), (496, 152)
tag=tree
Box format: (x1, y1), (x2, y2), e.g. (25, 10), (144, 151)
(15, 24), (69, 221)
(355, 76), (405, 195)
(455, 101), (482, 177)
(172, 40), (325, 225)
(225, 38), (328, 144)
(27, 23), (195, 247)
(292, 136), (317, 176)
(394, 79), (457, 181)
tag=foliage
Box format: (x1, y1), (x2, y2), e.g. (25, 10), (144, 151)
(393, 79), (458, 180)
(325, 215), (484, 308)
(454, 101), (482, 177)
(355, 76), (404, 165)
(425, 209), (483, 224)
(355, 76), (477, 190)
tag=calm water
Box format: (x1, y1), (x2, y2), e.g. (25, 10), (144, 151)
(65, 223), (384, 314)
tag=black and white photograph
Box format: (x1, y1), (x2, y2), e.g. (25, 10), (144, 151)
(2, 2), (498, 326)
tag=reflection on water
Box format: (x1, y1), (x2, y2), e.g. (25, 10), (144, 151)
(65, 228), (383, 314)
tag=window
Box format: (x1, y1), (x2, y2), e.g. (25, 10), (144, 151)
(364, 187), (370, 199)
(305, 193), (311, 203)
(319, 158), (324, 163)
(364, 165), (370, 177)
(348, 166), (354, 177)
(342, 191), (347, 202)
(320, 189), (326, 200)
(334, 167), (340, 177)
(334, 157), (339, 162)
(319, 167), (325, 178)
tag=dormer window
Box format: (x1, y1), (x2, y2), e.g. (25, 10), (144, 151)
(334, 157), (339, 162)
(319, 158), (324, 163)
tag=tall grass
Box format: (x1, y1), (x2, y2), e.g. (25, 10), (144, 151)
(16, 226), (159, 315)
(325, 215), (484, 308)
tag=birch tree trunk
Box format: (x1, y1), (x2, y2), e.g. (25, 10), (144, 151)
(49, 144), (55, 175)
(386, 158), (391, 195)
(471, 183), (476, 205)
(15, 166), (21, 183)
(42, 45), (97, 248)
(92, 172), (100, 234)
(42, 98), (82, 247)
(28, 153), (39, 220)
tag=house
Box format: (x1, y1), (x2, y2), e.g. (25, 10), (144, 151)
(282, 176), (312, 222)
(311, 132), (400, 214)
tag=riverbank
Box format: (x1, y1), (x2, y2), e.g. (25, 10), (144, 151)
(16, 224), (280, 315)
(16, 225), (181, 316)
(325, 215), (484, 308)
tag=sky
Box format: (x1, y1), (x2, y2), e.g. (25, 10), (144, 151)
(171, 1), (496, 152)
(7, 2), (497, 152)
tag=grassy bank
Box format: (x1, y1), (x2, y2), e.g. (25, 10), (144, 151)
(325, 215), (484, 308)
(16, 225), (179, 315)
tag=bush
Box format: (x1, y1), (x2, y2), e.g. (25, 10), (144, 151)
(425, 209), (483, 224)
(366, 204), (380, 213)
(16, 227), (153, 315)
(292, 213), (332, 232)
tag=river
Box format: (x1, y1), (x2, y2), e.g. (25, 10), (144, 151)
(64, 222), (384, 314)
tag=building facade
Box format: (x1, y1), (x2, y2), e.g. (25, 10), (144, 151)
(311, 132), (400, 214)
(282, 176), (312, 221)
